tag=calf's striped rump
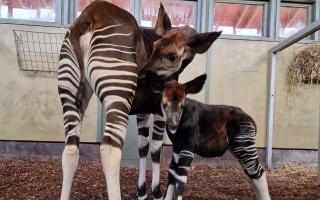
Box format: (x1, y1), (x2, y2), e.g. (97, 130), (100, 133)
(229, 121), (264, 179)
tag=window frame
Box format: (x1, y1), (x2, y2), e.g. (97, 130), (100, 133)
(138, 0), (199, 31)
(69, 0), (200, 31)
(0, 0), (64, 27)
(210, 0), (270, 41)
(0, 0), (318, 42)
(276, 1), (314, 40)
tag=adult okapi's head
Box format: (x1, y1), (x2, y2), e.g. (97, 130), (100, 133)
(143, 3), (222, 78)
(147, 71), (207, 133)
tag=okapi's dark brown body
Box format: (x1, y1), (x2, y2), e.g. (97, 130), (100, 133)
(168, 99), (256, 157)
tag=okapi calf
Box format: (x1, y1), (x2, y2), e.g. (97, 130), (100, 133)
(146, 73), (271, 200)
(58, 1), (221, 200)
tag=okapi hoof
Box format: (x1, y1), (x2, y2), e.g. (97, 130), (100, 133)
(153, 184), (163, 200)
(138, 182), (147, 200)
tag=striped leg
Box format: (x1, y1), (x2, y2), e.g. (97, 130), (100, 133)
(58, 34), (93, 200)
(59, 83), (93, 200)
(100, 97), (134, 200)
(85, 24), (138, 199)
(164, 151), (179, 200)
(137, 114), (151, 200)
(230, 121), (270, 200)
(174, 150), (194, 200)
(151, 114), (165, 200)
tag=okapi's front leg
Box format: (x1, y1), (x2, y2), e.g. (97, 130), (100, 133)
(150, 114), (165, 200)
(137, 113), (165, 200)
(137, 114), (151, 200)
(174, 150), (194, 200)
(164, 151), (179, 200)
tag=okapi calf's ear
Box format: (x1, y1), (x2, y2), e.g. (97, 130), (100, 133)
(145, 71), (165, 93)
(188, 31), (222, 54)
(184, 74), (207, 94)
(155, 3), (172, 36)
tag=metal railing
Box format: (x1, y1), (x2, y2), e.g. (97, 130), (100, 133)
(266, 20), (320, 174)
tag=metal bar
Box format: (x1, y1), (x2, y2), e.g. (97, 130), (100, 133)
(266, 52), (276, 169)
(268, 0), (277, 39)
(267, 17), (320, 169)
(196, 0), (203, 32)
(134, 0), (142, 25)
(271, 19), (320, 53)
(56, 0), (62, 26)
(318, 103), (320, 185)
(274, 0), (281, 40)
(315, 0), (320, 40)
(205, 0), (214, 104)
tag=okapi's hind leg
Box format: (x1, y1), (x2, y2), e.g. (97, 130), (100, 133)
(58, 79), (93, 200)
(75, 82), (86, 113)
(100, 94), (136, 199)
(229, 121), (270, 200)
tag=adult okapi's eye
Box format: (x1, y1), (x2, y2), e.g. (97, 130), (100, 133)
(167, 53), (177, 61)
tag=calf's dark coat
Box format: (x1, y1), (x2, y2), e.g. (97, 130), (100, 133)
(146, 73), (270, 200)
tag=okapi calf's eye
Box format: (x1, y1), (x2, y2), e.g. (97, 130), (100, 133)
(167, 53), (178, 61)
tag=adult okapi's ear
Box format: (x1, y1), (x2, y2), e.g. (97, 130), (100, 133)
(155, 3), (172, 36)
(188, 31), (222, 54)
(184, 74), (207, 94)
(146, 71), (165, 93)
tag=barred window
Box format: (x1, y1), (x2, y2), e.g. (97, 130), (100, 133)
(77, 0), (134, 16)
(0, 0), (56, 22)
(213, 2), (265, 37)
(279, 5), (309, 38)
(141, 0), (197, 28)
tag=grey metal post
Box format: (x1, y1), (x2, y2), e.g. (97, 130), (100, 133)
(318, 103), (320, 184)
(266, 52), (276, 169)
(266, 19), (320, 170)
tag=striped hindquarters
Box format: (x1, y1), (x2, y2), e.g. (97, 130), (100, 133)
(58, 31), (80, 95)
(57, 31), (82, 143)
(230, 121), (264, 179)
(86, 24), (138, 148)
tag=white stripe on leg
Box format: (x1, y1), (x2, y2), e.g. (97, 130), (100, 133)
(138, 156), (147, 188)
(100, 144), (122, 200)
(164, 184), (174, 200)
(152, 162), (161, 194)
(251, 172), (270, 200)
(61, 145), (79, 200)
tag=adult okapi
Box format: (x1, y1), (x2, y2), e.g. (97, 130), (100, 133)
(146, 72), (271, 200)
(58, 1), (221, 199)
(132, 20), (221, 200)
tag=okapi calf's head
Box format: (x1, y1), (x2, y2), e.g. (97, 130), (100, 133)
(147, 72), (207, 133)
(143, 4), (222, 78)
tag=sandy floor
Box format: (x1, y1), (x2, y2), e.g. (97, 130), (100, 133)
(0, 160), (319, 200)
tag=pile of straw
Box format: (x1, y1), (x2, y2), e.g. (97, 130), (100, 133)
(287, 44), (320, 89)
